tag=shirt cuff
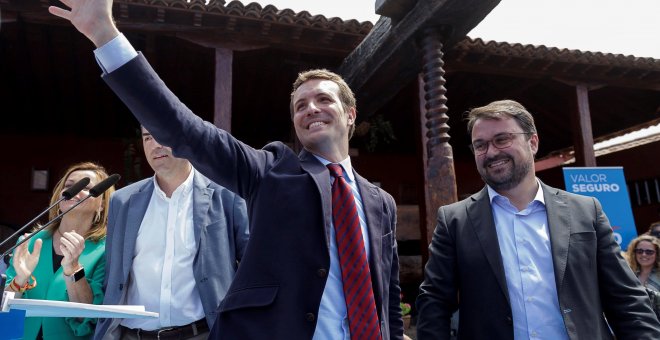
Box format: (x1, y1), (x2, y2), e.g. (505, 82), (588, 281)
(93, 33), (138, 74)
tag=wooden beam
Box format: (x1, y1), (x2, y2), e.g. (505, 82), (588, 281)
(214, 48), (233, 131)
(535, 152), (572, 172)
(340, 0), (500, 118)
(375, 0), (417, 20)
(447, 62), (660, 92)
(571, 84), (597, 166)
(418, 28), (458, 262)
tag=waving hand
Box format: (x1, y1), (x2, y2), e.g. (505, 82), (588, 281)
(49, 0), (120, 47)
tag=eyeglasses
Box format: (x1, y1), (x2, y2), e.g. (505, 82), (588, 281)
(635, 249), (656, 256)
(469, 132), (531, 156)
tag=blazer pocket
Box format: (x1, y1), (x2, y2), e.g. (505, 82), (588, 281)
(382, 231), (393, 249)
(569, 231), (597, 269)
(219, 285), (279, 313)
(570, 231), (596, 242)
(381, 231), (394, 289)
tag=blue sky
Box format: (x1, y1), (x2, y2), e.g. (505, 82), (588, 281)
(248, 0), (660, 58)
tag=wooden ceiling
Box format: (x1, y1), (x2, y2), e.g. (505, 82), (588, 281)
(2, 0), (659, 161)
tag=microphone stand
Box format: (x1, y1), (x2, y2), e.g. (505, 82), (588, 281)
(0, 174), (119, 309)
(0, 174), (118, 309)
(1, 174), (118, 261)
(0, 196), (66, 251)
(0, 177), (90, 250)
(1, 194), (96, 260)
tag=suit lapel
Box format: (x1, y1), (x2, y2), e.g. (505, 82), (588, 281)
(298, 150), (386, 315)
(542, 182), (570, 291)
(467, 188), (510, 304)
(122, 180), (153, 281)
(355, 173), (385, 315)
(192, 171), (213, 243)
(299, 149), (333, 247)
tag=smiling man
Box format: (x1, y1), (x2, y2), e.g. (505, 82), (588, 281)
(48, 0), (402, 339)
(416, 100), (660, 340)
(95, 127), (249, 339)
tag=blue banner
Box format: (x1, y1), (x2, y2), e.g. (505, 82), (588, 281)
(0, 309), (25, 340)
(563, 167), (637, 250)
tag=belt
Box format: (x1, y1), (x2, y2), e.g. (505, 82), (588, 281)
(121, 319), (209, 340)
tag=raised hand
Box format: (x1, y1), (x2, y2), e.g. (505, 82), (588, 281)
(12, 236), (43, 285)
(48, 0), (120, 48)
(58, 231), (86, 276)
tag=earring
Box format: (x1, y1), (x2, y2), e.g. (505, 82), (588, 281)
(94, 211), (101, 224)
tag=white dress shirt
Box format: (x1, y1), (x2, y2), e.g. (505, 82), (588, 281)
(121, 168), (205, 330)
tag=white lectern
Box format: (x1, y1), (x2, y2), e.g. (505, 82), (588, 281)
(1, 291), (158, 339)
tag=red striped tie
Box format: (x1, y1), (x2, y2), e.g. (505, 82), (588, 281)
(327, 164), (381, 340)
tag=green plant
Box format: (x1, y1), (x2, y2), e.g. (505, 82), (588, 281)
(355, 114), (396, 152)
(400, 302), (411, 316)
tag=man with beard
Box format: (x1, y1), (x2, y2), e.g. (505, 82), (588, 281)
(416, 100), (660, 340)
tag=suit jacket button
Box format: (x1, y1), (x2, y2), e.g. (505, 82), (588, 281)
(506, 316), (512, 325)
(305, 313), (316, 322)
(317, 269), (327, 278)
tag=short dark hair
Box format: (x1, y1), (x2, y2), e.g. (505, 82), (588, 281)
(465, 100), (537, 137)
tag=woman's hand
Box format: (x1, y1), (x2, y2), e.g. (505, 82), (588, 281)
(12, 236), (43, 285)
(59, 231), (86, 276)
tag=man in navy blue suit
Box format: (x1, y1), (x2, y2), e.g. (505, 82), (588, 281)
(50, 0), (403, 339)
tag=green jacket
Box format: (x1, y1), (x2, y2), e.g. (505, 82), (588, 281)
(5, 230), (106, 339)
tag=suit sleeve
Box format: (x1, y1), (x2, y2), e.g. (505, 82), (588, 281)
(386, 194), (404, 340)
(592, 198), (660, 339)
(232, 194), (250, 262)
(103, 195), (119, 291)
(416, 206), (458, 340)
(102, 54), (274, 199)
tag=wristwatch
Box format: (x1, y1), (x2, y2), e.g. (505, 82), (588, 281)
(64, 266), (85, 283)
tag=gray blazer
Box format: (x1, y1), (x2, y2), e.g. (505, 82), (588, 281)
(417, 181), (660, 340)
(94, 170), (249, 339)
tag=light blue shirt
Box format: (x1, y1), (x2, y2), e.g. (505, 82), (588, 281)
(93, 34), (137, 73)
(313, 155), (371, 340)
(488, 181), (569, 340)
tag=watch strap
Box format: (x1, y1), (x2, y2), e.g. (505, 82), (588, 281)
(64, 266), (85, 283)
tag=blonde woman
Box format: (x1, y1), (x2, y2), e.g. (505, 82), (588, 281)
(627, 235), (660, 291)
(626, 234), (660, 318)
(4, 162), (114, 339)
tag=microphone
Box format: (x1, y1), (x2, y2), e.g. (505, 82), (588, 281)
(1, 174), (120, 259)
(63, 177), (92, 199)
(89, 174), (120, 197)
(0, 177), (90, 250)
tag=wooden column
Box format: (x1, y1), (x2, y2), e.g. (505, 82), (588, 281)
(571, 84), (597, 166)
(214, 48), (233, 131)
(419, 27), (457, 262)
